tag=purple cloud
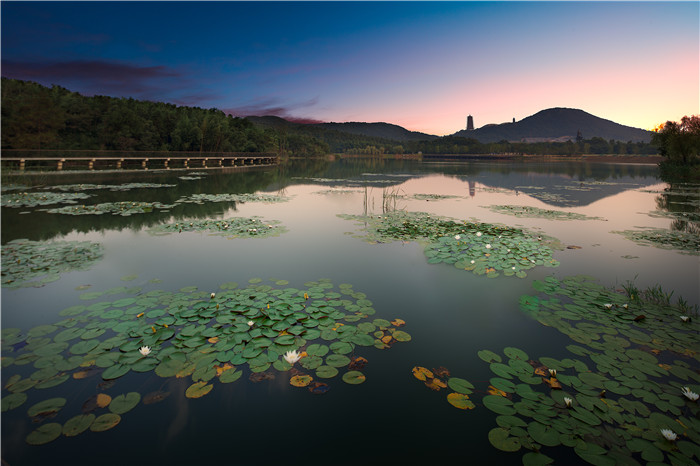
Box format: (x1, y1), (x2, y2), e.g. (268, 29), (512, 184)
(223, 97), (324, 124)
(1, 59), (181, 97)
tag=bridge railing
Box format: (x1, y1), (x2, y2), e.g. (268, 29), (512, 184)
(1, 149), (278, 159)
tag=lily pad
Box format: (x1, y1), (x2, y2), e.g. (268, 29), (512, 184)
(488, 427), (521, 452)
(1, 392), (27, 412)
(62, 414), (96, 436)
(290, 375), (313, 387)
(447, 377), (474, 394)
(26, 423), (62, 445)
(342, 371), (366, 384)
(28, 397), (66, 417)
(109, 392), (141, 414)
(90, 413), (121, 432)
(446, 392), (475, 410)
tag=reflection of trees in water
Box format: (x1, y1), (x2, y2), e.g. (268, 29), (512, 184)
(1, 164), (324, 243)
(655, 183), (700, 235)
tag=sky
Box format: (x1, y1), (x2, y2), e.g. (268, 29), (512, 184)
(1, 1), (698, 136)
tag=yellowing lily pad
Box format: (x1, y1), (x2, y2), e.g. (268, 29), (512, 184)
(412, 366), (434, 381)
(290, 374), (313, 387)
(447, 392), (475, 410)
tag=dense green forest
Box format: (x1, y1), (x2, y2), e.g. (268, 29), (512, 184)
(403, 135), (657, 157)
(0, 78), (327, 155)
(1, 78), (658, 157)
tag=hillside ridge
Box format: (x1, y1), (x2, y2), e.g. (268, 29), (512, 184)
(453, 107), (652, 143)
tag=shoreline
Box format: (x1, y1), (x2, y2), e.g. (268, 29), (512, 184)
(338, 153), (662, 164)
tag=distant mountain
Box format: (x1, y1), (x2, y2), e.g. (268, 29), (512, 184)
(245, 116), (438, 142)
(453, 108), (652, 143)
(314, 122), (438, 142)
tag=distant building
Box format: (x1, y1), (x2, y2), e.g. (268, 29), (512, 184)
(466, 115), (474, 131)
(513, 117), (515, 123)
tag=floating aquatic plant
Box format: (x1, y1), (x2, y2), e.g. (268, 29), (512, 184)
(1, 192), (92, 208)
(484, 205), (606, 221)
(177, 193), (289, 204)
(412, 275), (699, 464)
(42, 201), (177, 216)
(401, 193), (462, 201)
(149, 217), (287, 239)
(0, 278), (409, 445)
(1, 239), (104, 288)
(339, 211), (561, 279)
(44, 183), (176, 192)
(612, 227), (700, 255)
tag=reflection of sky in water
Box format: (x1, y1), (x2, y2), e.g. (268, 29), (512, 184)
(2, 160), (697, 466)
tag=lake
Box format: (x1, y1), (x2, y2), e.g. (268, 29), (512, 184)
(2, 158), (698, 465)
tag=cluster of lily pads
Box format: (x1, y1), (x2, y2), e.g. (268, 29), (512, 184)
(612, 227), (700, 255)
(176, 193), (289, 204)
(1, 192), (92, 208)
(44, 183), (176, 192)
(1, 278), (410, 445)
(412, 276), (699, 465)
(484, 205), (606, 222)
(645, 210), (700, 222)
(1, 239), (104, 288)
(1, 184), (30, 192)
(313, 189), (360, 195)
(400, 194), (462, 201)
(149, 217), (287, 239)
(42, 201), (177, 216)
(339, 211), (561, 279)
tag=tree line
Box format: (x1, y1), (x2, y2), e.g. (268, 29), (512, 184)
(1, 78), (327, 155)
(401, 136), (657, 156)
(1, 78), (663, 157)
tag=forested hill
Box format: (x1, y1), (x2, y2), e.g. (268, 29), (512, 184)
(0, 78), (328, 155)
(244, 116), (409, 153)
(454, 108), (652, 143)
(313, 122), (438, 142)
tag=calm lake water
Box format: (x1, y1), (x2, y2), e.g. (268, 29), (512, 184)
(2, 158), (698, 465)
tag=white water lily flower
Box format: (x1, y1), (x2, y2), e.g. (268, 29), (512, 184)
(680, 315), (690, 322)
(210, 292), (216, 299)
(476, 232), (482, 237)
(247, 320), (254, 327)
(681, 387), (699, 401)
(660, 429), (677, 441)
(470, 260), (475, 264)
(485, 244), (491, 249)
(549, 369), (557, 377)
(564, 397), (573, 408)
(454, 235), (461, 240)
(139, 346), (151, 356)
(622, 303), (628, 309)
(511, 266), (516, 270)
(604, 303), (613, 309)
(283, 350), (302, 365)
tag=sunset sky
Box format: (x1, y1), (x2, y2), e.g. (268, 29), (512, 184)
(2, 1), (698, 136)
